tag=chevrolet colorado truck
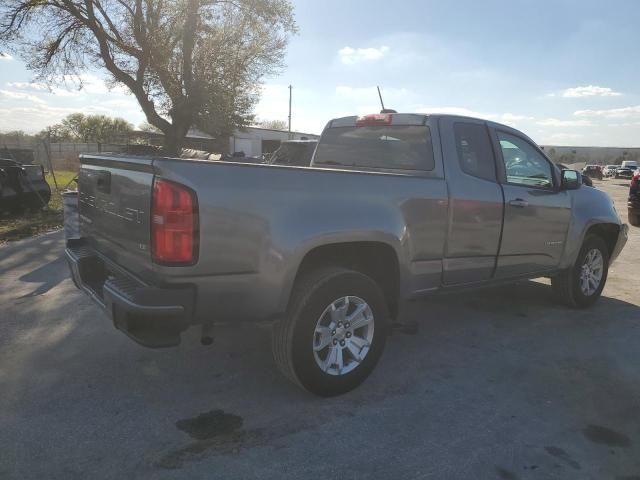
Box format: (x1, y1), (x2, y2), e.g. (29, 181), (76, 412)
(66, 113), (628, 396)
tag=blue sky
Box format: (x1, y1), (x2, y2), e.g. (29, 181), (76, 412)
(1, 0), (640, 146)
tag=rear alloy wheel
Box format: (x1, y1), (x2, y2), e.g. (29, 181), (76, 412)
(273, 267), (388, 396)
(552, 235), (609, 308)
(312, 295), (375, 376)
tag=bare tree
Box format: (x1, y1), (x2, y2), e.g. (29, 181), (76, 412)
(259, 119), (287, 130)
(1, 1), (296, 154)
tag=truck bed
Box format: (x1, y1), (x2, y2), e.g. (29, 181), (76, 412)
(77, 154), (449, 324)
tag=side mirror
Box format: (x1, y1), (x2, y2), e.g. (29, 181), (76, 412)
(561, 169), (581, 190)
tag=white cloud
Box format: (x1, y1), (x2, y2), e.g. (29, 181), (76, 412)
(0, 79), (144, 133)
(416, 106), (485, 117)
(52, 73), (130, 95)
(498, 113), (534, 123)
(549, 133), (584, 141)
(561, 85), (621, 98)
(0, 89), (46, 104)
(338, 46), (389, 65)
(335, 85), (410, 102)
(6, 81), (77, 97)
(415, 107), (533, 126)
(574, 105), (640, 118)
(536, 118), (592, 127)
(0, 53), (13, 61)
(7, 82), (49, 91)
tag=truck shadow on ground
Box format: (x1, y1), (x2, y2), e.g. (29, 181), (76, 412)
(17, 255), (68, 297)
(4, 266), (640, 477)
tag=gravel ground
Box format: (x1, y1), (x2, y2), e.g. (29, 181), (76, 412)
(1, 179), (638, 480)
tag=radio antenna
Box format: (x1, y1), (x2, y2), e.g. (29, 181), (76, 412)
(377, 86), (385, 111)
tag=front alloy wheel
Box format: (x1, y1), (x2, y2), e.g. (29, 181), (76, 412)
(551, 234), (609, 308)
(579, 249), (604, 296)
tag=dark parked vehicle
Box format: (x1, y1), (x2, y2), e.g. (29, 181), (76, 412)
(615, 167), (635, 179)
(268, 140), (318, 166)
(0, 158), (51, 213)
(557, 163), (593, 187)
(629, 171), (640, 226)
(66, 112), (627, 396)
(582, 165), (603, 180)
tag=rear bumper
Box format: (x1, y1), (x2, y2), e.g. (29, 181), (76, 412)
(66, 238), (195, 348)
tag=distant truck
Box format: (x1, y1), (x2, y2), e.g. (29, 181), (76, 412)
(66, 112), (628, 396)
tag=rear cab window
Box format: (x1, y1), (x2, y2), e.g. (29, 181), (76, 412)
(453, 122), (496, 181)
(271, 142), (317, 166)
(313, 115), (435, 172)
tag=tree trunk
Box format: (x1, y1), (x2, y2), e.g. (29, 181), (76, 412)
(162, 105), (193, 156)
(163, 126), (187, 156)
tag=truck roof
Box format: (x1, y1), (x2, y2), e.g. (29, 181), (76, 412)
(324, 112), (517, 131)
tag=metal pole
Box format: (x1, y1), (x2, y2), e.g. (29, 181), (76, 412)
(45, 129), (58, 190)
(288, 85), (292, 140)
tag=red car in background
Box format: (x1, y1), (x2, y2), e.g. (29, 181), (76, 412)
(629, 170), (640, 226)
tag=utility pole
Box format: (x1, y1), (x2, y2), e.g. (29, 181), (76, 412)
(288, 85), (292, 139)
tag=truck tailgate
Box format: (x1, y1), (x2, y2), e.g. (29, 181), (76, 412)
(78, 155), (154, 279)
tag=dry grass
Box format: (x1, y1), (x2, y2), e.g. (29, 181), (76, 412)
(0, 170), (78, 244)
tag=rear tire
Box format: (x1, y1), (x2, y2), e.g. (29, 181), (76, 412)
(629, 211), (640, 227)
(272, 267), (389, 396)
(551, 235), (609, 308)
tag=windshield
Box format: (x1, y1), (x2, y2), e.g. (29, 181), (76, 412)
(314, 125), (435, 171)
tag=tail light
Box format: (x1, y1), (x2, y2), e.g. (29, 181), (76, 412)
(151, 178), (198, 265)
(356, 113), (392, 126)
(631, 172), (640, 189)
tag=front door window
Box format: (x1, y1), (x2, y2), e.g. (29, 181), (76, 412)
(497, 132), (553, 188)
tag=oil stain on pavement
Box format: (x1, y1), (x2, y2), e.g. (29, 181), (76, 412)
(176, 410), (243, 440)
(495, 466), (520, 480)
(583, 425), (632, 447)
(155, 410), (258, 469)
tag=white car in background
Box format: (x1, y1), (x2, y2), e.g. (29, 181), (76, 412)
(603, 165), (618, 177)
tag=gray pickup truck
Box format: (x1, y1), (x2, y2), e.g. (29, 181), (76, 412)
(66, 112), (628, 396)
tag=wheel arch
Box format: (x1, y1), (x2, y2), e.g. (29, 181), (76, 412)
(285, 240), (402, 321)
(584, 223), (620, 259)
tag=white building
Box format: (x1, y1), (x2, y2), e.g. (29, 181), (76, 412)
(229, 127), (319, 157)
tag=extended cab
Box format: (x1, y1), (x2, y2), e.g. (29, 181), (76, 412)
(66, 113), (628, 396)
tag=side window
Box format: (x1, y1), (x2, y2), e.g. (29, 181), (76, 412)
(497, 132), (553, 188)
(453, 122), (496, 181)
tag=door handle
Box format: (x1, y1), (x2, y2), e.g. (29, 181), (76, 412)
(509, 199), (529, 208)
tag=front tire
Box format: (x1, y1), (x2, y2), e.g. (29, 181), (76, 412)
(629, 211), (640, 227)
(552, 235), (609, 308)
(273, 267), (389, 396)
